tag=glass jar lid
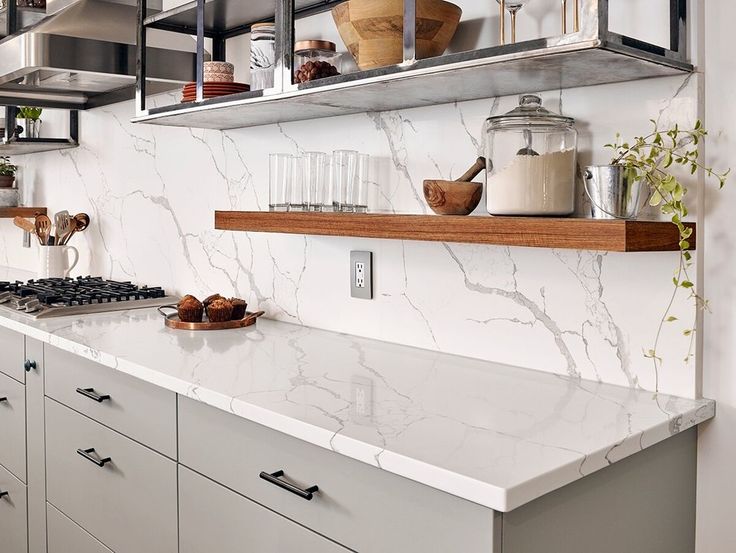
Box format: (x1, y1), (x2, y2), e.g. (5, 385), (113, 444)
(486, 95), (574, 129)
(294, 40), (337, 55)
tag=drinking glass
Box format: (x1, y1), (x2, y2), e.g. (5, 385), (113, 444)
(331, 150), (358, 212)
(288, 155), (305, 211)
(496, 0), (533, 44)
(302, 151), (327, 211)
(352, 154), (370, 213)
(269, 153), (291, 211)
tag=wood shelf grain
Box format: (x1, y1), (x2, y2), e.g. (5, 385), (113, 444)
(0, 206), (47, 218)
(214, 211), (695, 252)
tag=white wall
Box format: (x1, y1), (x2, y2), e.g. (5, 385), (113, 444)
(696, 0), (736, 550)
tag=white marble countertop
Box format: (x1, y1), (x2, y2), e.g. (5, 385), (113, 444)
(0, 267), (715, 512)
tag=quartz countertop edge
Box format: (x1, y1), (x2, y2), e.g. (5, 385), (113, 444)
(0, 272), (715, 513)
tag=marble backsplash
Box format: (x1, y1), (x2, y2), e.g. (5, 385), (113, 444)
(0, 72), (700, 397)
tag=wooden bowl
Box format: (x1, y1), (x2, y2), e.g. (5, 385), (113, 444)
(332, 0), (462, 71)
(423, 179), (482, 216)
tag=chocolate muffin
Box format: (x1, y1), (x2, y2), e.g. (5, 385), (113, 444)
(206, 298), (233, 322)
(177, 295), (204, 323)
(203, 293), (225, 308)
(230, 298), (247, 320)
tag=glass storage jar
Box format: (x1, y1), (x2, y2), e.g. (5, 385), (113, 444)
(294, 40), (341, 83)
(484, 94), (577, 216)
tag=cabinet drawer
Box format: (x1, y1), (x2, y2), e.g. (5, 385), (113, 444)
(179, 397), (496, 553)
(45, 398), (178, 553)
(0, 463), (28, 553)
(45, 346), (177, 458)
(48, 503), (113, 553)
(180, 465), (349, 553)
(0, 371), (26, 482)
(0, 326), (24, 383)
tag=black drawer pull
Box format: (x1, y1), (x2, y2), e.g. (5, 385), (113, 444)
(259, 470), (318, 501)
(76, 448), (112, 467)
(76, 388), (111, 403)
(0, 490), (8, 499)
(0, 397), (7, 402)
(24, 359), (36, 372)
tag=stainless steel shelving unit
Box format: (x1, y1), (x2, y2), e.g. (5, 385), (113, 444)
(133, 0), (691, 130)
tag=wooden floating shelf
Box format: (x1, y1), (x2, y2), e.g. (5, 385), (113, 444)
(0, 138), (78, 155)
(214, 211), (695, 253)
(0, 206), (47, 218)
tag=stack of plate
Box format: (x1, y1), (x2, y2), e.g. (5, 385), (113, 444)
(181, 82), (250, 103)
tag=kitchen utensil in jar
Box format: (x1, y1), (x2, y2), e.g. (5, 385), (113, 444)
(497, 0), (533, 44)
(54, 210), (72, 244)
(269, 154), (292, 212)
(62, 213), (90, 245)
(13, 216), (35, 234)
(34, 214), (51, 245)
(583, 165), (650, 220)
(485, 94), (577, 216)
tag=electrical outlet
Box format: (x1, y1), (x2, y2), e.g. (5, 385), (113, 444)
(350, 251), (373, 299)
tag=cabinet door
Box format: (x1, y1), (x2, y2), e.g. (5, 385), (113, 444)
(0, 370), (26, 481)
(179, 466), (349, 553)
(47, 503), (113, 553)
(0, 463), (28, 553)
(45, 399), (178, 553)
(0, 326), (24, 383)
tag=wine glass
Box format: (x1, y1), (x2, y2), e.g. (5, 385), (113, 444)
(496, 0), (533, 44)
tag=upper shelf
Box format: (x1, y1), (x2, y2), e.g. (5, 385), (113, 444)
(145, 0), (338, 36)
(0, 138), (78, 155)
(0, 206), (47, 218)
(134, 41), (691, 130)
(214, 211), (695, 253)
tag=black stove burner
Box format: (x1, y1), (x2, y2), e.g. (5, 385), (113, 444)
(0, 277), (166, 308)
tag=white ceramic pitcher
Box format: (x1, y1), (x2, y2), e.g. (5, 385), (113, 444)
(38, 246), (79, 279)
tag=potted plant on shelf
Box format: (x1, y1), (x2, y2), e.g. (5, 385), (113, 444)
(18, 106), (43, 139)
(0, 156), (17, 188)
(584, 120), (730, 371)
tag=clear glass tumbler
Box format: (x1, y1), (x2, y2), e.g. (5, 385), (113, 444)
(302, 152), (327, 211)
(332, 150), (358, 212)
(288, 155), (305, 211)
(352, 154), (370, 213)
(269, 153), (291, 212)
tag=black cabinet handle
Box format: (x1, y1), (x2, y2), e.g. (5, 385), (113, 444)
(0, 397), (7, 402)
(259, 470), (318, 501)
(0, 490), (8, 499)
(24, 360), (36, 372)
(76, 448), (112, 467)
(76, 388), (111, 403)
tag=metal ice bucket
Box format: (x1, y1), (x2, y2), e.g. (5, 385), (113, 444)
(583, 165), (649, 220)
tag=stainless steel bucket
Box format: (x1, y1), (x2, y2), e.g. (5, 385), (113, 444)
(583, 165), (649, 220)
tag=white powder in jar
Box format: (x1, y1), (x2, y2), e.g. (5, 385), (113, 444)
(486, 149), (576, 215)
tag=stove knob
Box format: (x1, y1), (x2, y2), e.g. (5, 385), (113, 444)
(24, 360), (37, 372)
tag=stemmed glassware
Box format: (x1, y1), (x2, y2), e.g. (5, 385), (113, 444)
(496, 0), (533, 44)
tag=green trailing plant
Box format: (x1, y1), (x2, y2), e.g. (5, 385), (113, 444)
(0, 156), (17, 177)
(605, 120), (730, 375)
(18, 106), (42, 121)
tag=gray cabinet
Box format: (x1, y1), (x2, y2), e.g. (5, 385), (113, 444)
(0, 326), (24, 383)
(179, 465), (350, 553)
(45, 345), (177, 458)
(0, 462), (28, 553)
(47, 503), (113, 553)
(45, 398), (178, 553)
(179, 396), (497, 553)
(0, 370), (26, 481)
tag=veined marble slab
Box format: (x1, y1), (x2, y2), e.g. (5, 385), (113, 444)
(0, 266), (714, 512)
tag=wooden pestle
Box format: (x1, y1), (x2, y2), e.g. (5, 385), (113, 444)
(456, 157), (487, 183)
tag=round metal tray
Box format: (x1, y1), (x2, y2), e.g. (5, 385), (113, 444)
(158, 305), (265, 330)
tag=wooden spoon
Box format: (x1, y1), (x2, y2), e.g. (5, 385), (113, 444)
(34, 214), (52, 246)
(13, 216), (36, 234)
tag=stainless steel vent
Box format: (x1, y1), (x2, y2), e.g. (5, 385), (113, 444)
(0, 0), (200, 108)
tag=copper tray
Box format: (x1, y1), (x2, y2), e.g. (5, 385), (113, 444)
(158, 305), (265, 330)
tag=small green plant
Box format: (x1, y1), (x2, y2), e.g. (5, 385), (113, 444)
(605, 120), (730, 374)
(0, 156), (17, 177)
(18, 106), (42, 121)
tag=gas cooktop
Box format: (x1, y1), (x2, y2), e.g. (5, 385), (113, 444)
(0, 277), (176, 319)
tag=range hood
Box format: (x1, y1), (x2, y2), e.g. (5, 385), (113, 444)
(0, 0), (200, 109)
